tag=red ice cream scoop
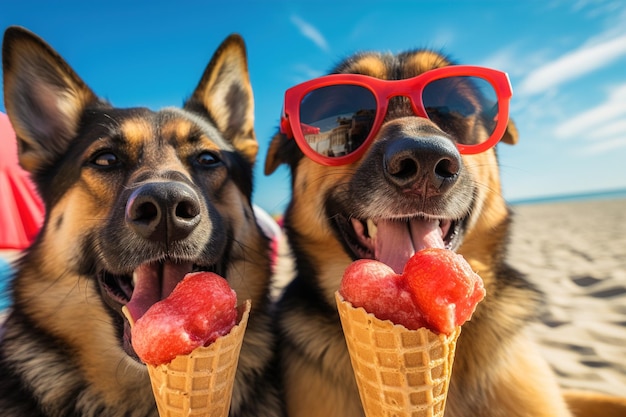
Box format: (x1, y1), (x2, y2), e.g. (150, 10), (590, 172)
(129, 271), (238, 365)
(339, 248), (485, 335)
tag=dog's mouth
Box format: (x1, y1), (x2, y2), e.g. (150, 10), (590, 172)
(334, 215), (463, 274)
(98, 260), (218, 359)
(101, 262), (201, 320)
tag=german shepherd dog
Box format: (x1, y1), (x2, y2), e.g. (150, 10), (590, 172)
(0, 26), (283, 417)
(265, 51), (587, 416)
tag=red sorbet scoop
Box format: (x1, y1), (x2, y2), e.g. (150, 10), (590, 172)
(340, 260), (427, 330)
(130, 272), (238, 365)
(339, 248), (485, 335)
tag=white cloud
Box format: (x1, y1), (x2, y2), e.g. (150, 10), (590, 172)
(290, 15), (329, 52)
(552, 80), (626, 154)
(554, 83), (626, 138)
(517, 34), (626, 96)
(572, 0), (626, 18)
(589, 119), (626, 140)
(292, 63), (323, 79)
(579, 137), (626, 154)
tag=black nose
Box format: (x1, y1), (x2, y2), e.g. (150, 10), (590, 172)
(383, 136), (461, 194)
(125, 182), (201, 242)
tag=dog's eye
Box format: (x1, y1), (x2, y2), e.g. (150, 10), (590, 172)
(196, 151), (221, 167)
(92, 152), (119, 167)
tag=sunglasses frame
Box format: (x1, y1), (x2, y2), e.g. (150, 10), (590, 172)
(280, 65), (513, 166)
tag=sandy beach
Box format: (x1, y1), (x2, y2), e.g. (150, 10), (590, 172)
(1, 196), (625, 401)
(507, 197), (626, 397)
(270, 195), (626, 399)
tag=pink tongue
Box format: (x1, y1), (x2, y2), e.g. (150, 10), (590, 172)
(125, 262), (192, 323)
(374, 219), (444, 274)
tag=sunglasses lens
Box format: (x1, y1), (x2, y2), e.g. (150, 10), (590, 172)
(423, 76), (499, 145)
(298, 85), (376, 159)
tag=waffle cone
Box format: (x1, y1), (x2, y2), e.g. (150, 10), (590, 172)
(335, 292), (460, 417)
(145, 300), (251, 417)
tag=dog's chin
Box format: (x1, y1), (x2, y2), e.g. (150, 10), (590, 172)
(332, 214), (466, 274)
(97, 259), (220, 361)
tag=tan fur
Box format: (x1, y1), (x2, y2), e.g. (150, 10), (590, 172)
(120, 118), (156, 147)
(348, 55), (389, 79)
(190, 36), (258, 163)
(564, 390), (626, 417)
(1, 26), (281, 417)
(267, 51), (625, 417)
(405, 50), (450, 75)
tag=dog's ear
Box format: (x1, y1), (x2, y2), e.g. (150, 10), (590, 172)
(2, 26), (99, 173)
(185, 34), (257, 164)
(500, 119), (519, 145)
(264, 133), (287, 175)
(264, 131), (304, 175)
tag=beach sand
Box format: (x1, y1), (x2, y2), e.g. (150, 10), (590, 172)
(507, 197), (626, 397)
(269, 197), (626, 399)
(1, 197), (624, 402)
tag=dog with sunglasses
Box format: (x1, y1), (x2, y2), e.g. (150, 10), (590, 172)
(266, 50), (584, 417)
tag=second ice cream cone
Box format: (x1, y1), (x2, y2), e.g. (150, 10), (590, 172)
(145, 300), (251, 417)
(336, 292), (459, 417)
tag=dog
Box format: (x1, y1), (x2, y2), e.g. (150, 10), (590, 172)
(0, 26), (284, 417)
(264, 49), (617, 417)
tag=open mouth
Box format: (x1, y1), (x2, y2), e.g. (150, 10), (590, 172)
(98, 260), (219, 359)
(334, 215), (463, 274)
(100, 262), (202, 320)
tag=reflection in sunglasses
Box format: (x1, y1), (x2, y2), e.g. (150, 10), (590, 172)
(302, 109), (375, 158)
(281, 66), (512, 165)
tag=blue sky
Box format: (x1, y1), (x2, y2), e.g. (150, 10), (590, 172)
(2, 0), (626, 214)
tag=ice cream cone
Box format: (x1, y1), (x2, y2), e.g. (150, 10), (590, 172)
(134, 300), (250, 417)
(335, 292), (460, 417)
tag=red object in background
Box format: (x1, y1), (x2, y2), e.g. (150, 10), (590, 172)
(0, 112), (44, 249)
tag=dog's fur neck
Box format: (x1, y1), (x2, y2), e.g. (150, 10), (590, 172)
(266, 49), (573, 417)
(0, 26), (283, 417)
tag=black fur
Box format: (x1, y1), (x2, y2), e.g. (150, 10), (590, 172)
(1, 26), (285, 417)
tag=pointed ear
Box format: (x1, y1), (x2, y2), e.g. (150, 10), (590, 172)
(500, 119), (519, 145)
(185, 34), (257, 164)
(264, 132), (283, 175)
(2, 26), (99, 173)
(264, 131), (302, 175)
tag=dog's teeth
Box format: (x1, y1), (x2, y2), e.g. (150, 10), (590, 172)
(131, 271), (137, 288)
(366, 219), (378, 240)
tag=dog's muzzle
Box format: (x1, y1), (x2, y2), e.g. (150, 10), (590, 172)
(98, 180), (215, 360)
(383, 135), (460, 196)
(332, 129), (471, 274)
(125, 181), (201, 243)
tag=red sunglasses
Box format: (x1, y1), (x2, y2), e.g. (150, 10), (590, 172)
(280, 65), (513, 166)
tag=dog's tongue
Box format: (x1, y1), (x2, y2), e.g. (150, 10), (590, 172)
(125, 262), (192, 323)
(375, 219), (444, 274)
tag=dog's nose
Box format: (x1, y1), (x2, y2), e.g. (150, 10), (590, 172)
(383, 136), (461, 194)
(125, 182), (201, 242)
